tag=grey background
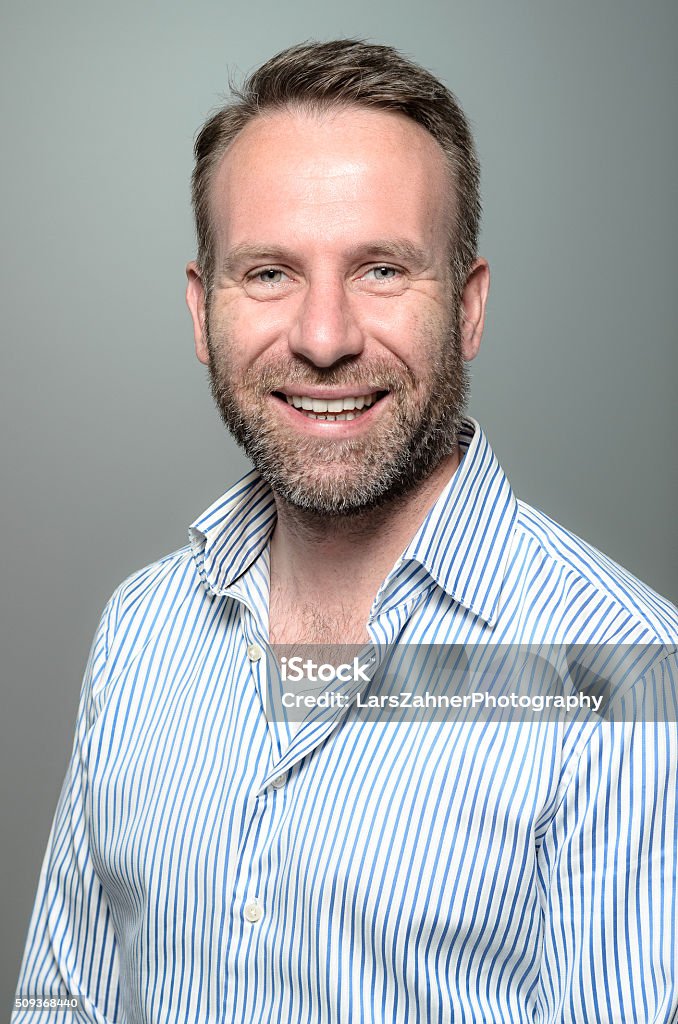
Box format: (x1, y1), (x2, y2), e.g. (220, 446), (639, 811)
(1, 0), (676, 1005)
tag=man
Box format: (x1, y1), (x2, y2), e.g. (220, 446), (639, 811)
(14, 39), (677, 1023)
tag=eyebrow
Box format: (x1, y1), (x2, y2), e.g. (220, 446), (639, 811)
(220, 245), (294, 274)
(220, 238), (431, 275)
(350, 239), (430, 269)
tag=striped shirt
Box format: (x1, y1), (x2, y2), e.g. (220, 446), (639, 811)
(14, 418), (678, 1023)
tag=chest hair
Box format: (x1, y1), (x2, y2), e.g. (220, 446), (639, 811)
(268, 590), (370, 646)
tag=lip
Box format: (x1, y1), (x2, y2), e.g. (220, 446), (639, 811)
(274, 387), (386, 400)
(270, 391), (390, 432)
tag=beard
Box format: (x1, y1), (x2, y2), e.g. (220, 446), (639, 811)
(205, 305), (470, 518)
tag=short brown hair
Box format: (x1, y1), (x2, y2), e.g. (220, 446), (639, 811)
(192, 39), (481, 294)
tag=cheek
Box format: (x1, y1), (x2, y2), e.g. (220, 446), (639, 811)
(211, 298), (292, 368)
(366, 304), (448, 378)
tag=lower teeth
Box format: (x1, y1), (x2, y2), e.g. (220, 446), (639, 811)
(307, 411), (359, 421)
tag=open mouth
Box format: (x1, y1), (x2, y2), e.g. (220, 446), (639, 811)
(272, 391), (388, 422)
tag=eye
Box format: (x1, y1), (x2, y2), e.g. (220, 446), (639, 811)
(249, 267), (288, 285)
(243, 266), (296, 298)
(363, 265), (399, 282)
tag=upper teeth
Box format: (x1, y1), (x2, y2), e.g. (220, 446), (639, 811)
(284, 393), (378, 412)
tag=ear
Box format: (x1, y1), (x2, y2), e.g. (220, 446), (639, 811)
(186, 261), (209, 365)
(459, 258), (490, 362)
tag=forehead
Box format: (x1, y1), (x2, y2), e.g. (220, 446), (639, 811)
(208, 105), (453, 257)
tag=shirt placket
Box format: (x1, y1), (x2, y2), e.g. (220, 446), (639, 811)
(216, 595), (295, 1018)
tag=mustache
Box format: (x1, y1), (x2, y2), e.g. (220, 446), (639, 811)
(239, 358), (416, 394)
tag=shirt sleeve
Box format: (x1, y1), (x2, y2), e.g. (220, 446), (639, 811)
(535, 652), (678, 1023)
(12, 599), (122, 1024)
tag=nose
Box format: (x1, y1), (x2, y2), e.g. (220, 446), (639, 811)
(287, 274), (364, 367)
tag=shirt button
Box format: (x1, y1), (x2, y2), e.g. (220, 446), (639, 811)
(244, 899), (263, 923)
(271, 773), (287, 789)
(247, 643), (263, 662)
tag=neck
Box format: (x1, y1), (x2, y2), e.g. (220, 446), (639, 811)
(269, 447), (462, 607)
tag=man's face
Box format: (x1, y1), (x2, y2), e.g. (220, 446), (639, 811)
(187, 105), (487, 515)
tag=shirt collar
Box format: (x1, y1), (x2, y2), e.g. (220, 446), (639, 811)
(401, 418), (517, 626)
(188, 418), (517, 626)
(188, 470), (277, 597)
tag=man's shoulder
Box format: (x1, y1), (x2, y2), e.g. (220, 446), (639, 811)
(98, 470), (272, 646)
(102, 543), (200, 641)
(80, 544), (204, 717)
(512, 498), (677, 643)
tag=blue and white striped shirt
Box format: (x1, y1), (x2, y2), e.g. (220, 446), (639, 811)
(14, 418), (678, 1023)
